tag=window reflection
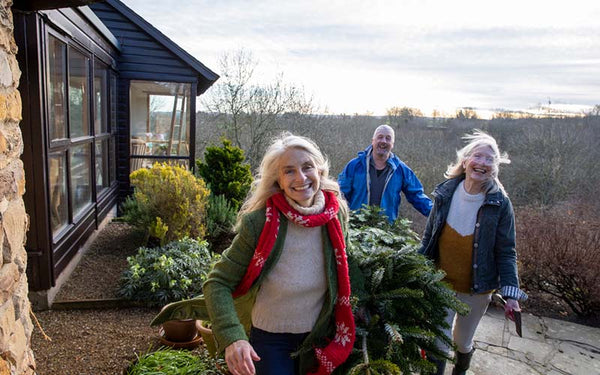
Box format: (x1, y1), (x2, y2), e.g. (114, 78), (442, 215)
(94, 60), (108, 135)
(95, 140), (109, 193)
(48, 36), (67, 141)
(70, 143), (92, 216)
(69, 48), (89, 138)
(129, 81), (191, 162)
(49, 152), (68, 235)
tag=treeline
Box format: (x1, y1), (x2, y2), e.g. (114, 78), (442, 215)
(197, 112), (600, 208)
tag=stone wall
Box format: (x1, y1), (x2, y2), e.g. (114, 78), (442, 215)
(0, 0), (36, 373)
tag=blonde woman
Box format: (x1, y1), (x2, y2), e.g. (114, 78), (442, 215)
(203, 133), (354, 375)
(419, 130), (527, 375)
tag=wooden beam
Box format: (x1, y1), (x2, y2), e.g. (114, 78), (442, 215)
(12, 0), (104, 11)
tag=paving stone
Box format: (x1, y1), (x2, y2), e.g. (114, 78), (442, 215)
(549, 341), (600, 375)
(544, 316), (600, 347)
(470, 348), (540, 375)
(507, 336), (555, 364)
(474, 310), (506, 347)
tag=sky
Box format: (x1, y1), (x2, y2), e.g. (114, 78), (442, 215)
(120, 0), (600, 117)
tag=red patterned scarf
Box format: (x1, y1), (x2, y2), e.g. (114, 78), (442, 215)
(233, 191), (355, 375)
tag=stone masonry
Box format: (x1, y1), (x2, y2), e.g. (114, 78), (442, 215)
(0, 0), (36, 373)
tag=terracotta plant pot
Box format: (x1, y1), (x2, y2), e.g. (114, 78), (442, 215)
(196, 320), (218, 357)
(161, 319), (198, 342)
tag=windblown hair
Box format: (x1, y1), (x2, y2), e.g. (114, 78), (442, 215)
(237, 132), (349, 227)
(445, 129), (511, 194)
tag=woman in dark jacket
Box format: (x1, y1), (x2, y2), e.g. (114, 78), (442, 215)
(419, 130), (527, 375)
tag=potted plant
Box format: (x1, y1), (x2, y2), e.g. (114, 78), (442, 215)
(119, 238), (219, 347)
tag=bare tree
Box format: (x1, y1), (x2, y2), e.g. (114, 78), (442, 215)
(386, 106), (423, 129)
(200, 49), (317, 169)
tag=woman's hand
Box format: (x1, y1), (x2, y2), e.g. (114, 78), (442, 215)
(504, 298), (521, 321)
(225, 340), (260, 375)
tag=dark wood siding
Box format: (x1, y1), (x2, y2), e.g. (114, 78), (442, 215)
(15, 8), (120, 290)
(115, 77), (131, 204)
(89, 2), (199, 82)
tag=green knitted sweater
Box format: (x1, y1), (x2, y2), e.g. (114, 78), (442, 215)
(152, 208), (346, 373)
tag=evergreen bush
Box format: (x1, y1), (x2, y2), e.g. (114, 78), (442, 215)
(343, 206), (468, 375)
(196, 138), (253, 210)
(123, 163), (210, 243)
(205, 194), (238, 253)
(118, 238), (219, 306)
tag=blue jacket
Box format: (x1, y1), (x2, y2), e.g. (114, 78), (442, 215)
(338, 146), (432, 222)
(419, 176), (527, 301)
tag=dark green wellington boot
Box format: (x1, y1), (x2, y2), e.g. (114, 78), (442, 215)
(452, 348), (475, 375)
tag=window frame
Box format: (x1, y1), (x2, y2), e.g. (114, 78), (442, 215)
(44, 26), (118, 243)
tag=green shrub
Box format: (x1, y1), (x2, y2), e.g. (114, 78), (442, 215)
(343, 206), (468, 375)
(118, 238), (219, 306)
(196, 138), (252, 210)
(124, 163), (210, 243)
(126, 348), (224, 375)
(205, 194), (237, 253)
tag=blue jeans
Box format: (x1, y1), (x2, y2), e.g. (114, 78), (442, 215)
(249, 327), (308, 375)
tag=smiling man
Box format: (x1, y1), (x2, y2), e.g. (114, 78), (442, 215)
(338, 124), (432, 222)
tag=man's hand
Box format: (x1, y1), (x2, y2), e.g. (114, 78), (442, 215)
(225, 340), (260, 375)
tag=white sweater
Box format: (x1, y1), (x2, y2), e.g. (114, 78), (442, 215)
(251, 192), (327, 333)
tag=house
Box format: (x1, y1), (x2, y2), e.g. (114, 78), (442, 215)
(12, 0), (218, 308)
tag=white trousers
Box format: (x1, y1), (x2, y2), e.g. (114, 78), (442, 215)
(436, 292), (492, 354)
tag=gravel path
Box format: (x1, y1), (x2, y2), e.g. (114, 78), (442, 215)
(31, 222), (162, 375)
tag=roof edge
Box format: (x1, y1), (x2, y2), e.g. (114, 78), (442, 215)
(105, 0), (219, 92)
(77, 5), (121, 50)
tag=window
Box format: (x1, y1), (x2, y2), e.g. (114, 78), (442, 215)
(45, 31), (116, 239)
(48, 36), (67, 141)
(94, 59), (112, 195)
(49, 152), (68, 236)
(68, 48), (89, 139)
(129, 81), (191, 171)
(70, 143), (92, 217)
(94, 59), (108, 135)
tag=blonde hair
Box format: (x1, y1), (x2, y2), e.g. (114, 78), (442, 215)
(237, 132), (349, 227)
(445, 129), (510, 193)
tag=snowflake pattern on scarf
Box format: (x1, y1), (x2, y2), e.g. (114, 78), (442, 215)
(285, 210), (310, 226)
(334, 322), (352, 347)
(334, 248), (343, 266)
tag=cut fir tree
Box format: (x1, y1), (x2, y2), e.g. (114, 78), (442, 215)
(340, 205), (469, 375)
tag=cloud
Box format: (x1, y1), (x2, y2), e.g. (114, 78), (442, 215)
(120, 0), (600, 114)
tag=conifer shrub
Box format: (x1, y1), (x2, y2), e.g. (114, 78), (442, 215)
(205, 194), (238, 253)
(343, 206), (468, 375)
(119, 238), (219, 306)
(196, 138), (253, 210)
(123, 163), (210, 243)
